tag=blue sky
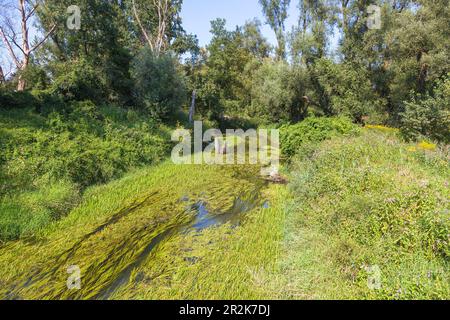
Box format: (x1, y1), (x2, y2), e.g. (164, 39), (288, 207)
(181, 0), (300, 48)
(0, 1), (339, 70)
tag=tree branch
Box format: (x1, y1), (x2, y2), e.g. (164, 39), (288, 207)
(29, 23), (56, 53)
(8, 31), (27, 57)
(132, 0), (154, 50)
(26, 3), (39, 22)
(0, 27), (21, 68)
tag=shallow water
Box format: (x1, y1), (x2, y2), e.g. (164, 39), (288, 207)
(2, 173), (266, 300)
(96, 189), (263, 300)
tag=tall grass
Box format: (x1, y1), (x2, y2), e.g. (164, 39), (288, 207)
(281, 128), (449, 299)
(112, 185), (287, 300)
(0, 161), (282, 299)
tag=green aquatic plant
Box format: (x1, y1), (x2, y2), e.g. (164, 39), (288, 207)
(0, 161), (281, 300)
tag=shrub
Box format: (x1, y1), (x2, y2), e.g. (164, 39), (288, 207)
(50, 58), (106, 103)
(31, 90), (66, 114)
(132, 48), (186, 120)
(0, 103), (170, 240)
(280, 117), (360, 159)
(400, 75), (450, 143)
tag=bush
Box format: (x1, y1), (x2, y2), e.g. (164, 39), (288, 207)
(0, 88), (39, 110)
(31, 89), (66, 114)
(50, 58), (106, 103)
(250, 60), (307, 122)
(400, 75), (450, 143)
(132, 48), (186, 120)
(280, 117), (360, 159)
(0, 103), (170, 240)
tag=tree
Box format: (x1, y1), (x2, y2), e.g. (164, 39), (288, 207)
(37, 0), (134, 104)
(250, 60), (308, 122)
(259, 0), (290, 60)
(0, 0), (56, 90)
(386, 0), (449, 118)
(290, 0), (333, 65)
(128, 0), (188, 55)
(310, 58), (385, 122)
(191, 19), (256, 119)
(241, 19), (272, 59)
(132, 47), (186, 120)
(400, 74), (450, 143)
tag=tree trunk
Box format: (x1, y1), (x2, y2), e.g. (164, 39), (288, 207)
(17, 57), (29, 91)
(17, 75), (26, 91)
(416, 51), (428, 94)
(275, 32), (285, 60)
(189, 90), (196, 124)
(0, 65), (5, 84)
(17, 0), (29, 91)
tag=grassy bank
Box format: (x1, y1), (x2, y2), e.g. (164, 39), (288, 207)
(278, 128), (449, 299)
(0, 104), (171, 241)
(1, 110), (448, 300)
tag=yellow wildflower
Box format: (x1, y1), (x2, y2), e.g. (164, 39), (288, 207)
(417, 141), (437, 151)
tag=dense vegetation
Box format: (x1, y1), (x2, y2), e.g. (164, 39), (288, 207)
(0, 104), (171, 241)
(284, 128), (449, 299)
(0, 0), (448, 300)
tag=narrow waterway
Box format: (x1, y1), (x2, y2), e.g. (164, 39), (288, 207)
(2, 166), (267, 300)
(96, 189), (262, 300)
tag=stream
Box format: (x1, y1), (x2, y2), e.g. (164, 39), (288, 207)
(3, 177), (267, 300)
(96, 189), (263, 300)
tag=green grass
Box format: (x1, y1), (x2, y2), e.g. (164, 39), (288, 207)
(0, 161), (283, 300)
(1, 110), (448, 300)
(111, 185), (287, 300)
(0, 105), (171, 241)
(278, 128), (449, 299)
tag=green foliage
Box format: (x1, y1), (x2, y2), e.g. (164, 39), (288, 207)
(0, 105), (170, 241)
(189, 19), (272, 121)
(250, 60), (308, 122)
(29, 90), (65, 115)
(241, 19), (273, 59)
(0, 89), (39, 110)
(18, 65), (50, 91)
(38, 1), (134, 104)
(400, 75), (450, 143)
(386, 0), (450, 115)
(310, 58), (384, 122)
(279, 116), (360, 159)
(259, 0), (290, 59)
(122, 0), (188, 52)
(287, 130), (449, 299)
(132, 48), (186, 120)
(50, 58), (106, 103)
(0, 87), (66, 115)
